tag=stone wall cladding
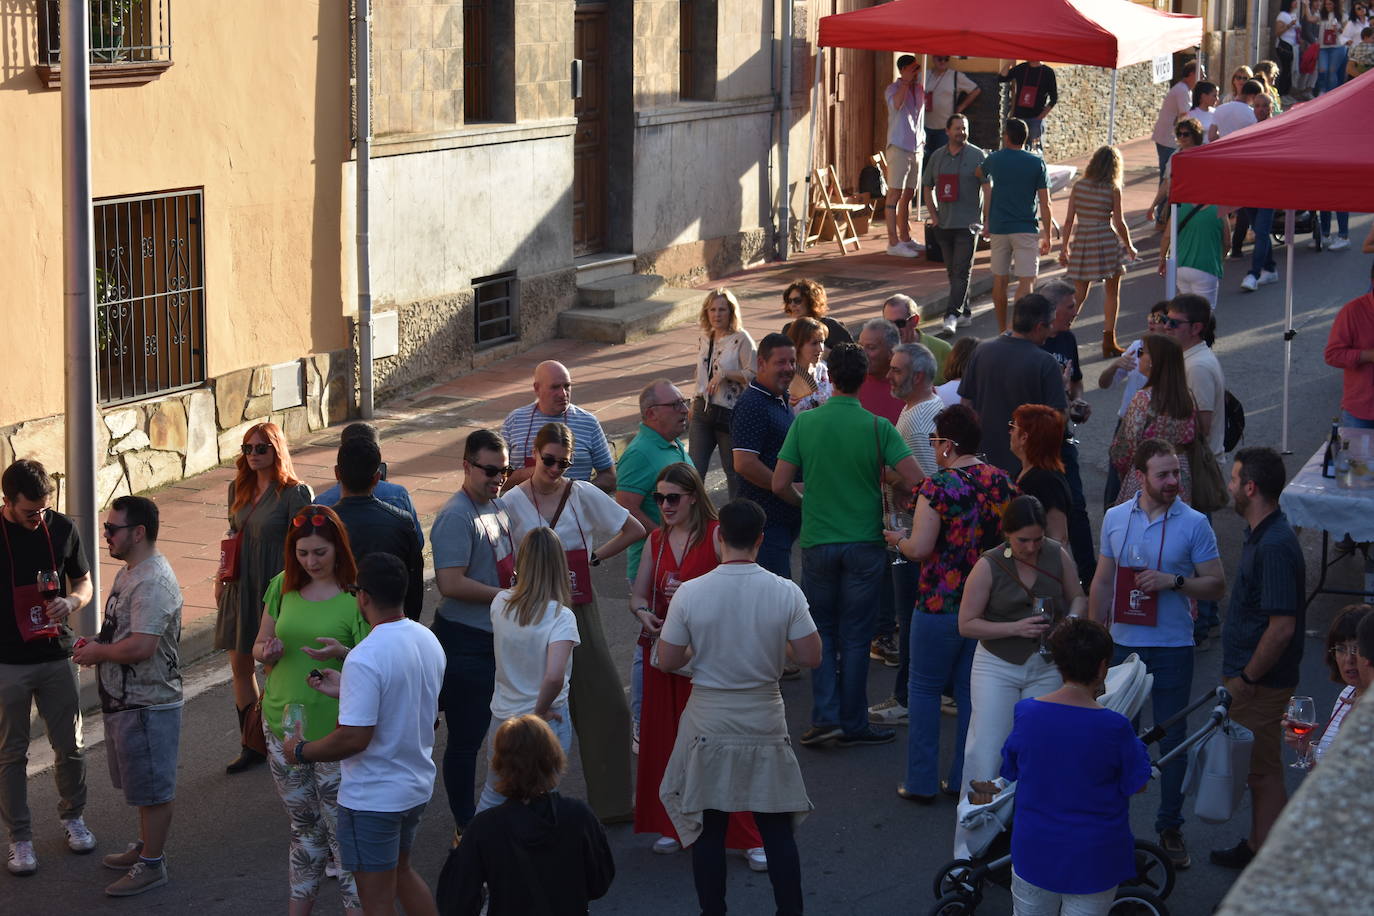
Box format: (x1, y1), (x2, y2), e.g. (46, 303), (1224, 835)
(635, 228), (770, 288)
(1027, 61), (1166, 163)
(372, 0), (464, 137)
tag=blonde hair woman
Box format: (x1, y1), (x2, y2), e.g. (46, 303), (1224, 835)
(1226, 65), (1255, 100)
(478, 527), (581, 813)
(1059, 146), (1138, 357)
(690, 288), (756, 499)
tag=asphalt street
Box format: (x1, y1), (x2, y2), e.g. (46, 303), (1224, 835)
(17, 214), (1374, 914)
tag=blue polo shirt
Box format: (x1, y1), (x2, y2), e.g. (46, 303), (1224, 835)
(1100, 495), (1219, 649)
(730, 381), (801, 530)
(1222, 510), (1306, 689)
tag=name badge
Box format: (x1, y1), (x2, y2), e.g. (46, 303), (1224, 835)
(1112, 565), (1159, 627)
(937, 173), (960, 202)
(1017, 84), (1038, 110)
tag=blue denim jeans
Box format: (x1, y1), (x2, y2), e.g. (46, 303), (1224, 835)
(1342, 410), (1374, 428)
(1112, 643), (1193, 834)
(758, 521), (799, 580)
(432, 617), (495, 829)
(890, 558), (919, 704)
(801, 542), (888, 735)
(1247, 208), (1276, 279)
(1155, 142), (1175, 178)
(1317, 211), (1350, 241)
(905, 613), (974, 795)
(1317, 46), (1347, 95)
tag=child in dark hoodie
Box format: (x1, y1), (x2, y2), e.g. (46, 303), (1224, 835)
(438, 715), (615, 915)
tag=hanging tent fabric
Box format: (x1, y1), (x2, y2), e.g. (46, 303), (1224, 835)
(1168, 72), (1374, 453)
(817, 0), (1201, 69)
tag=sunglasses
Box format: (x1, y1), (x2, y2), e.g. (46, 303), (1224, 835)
(292, 509), (330, 529)
(892, 316), (911, 328)
(540, 454), (573, 469)
(1161, 316), (1189, 329)
(470, 461), (515, 478)
(1148, 313), (1168, 325)
(241, 443), (272, 456)
(648, 398), (690, 412)
(102, 522), (133, 536)
(651, 492), (686, 507)
(785, 295), (805, 305)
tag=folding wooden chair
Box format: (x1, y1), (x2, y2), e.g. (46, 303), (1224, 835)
(804, 165), (865, 255)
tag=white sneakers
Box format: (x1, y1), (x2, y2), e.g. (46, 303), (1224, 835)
(941, 314), (960, 336)
(1330, 236), (1351, 251)
(7, 841), (37, 876)
(868, 697), (910, 725)
(654, 836), (767, 872)
(957, 312), (972, 328)
(62, 817), (97, 854)
(1239, 274), (1258, 292)
(1259, 269), (1279, 286)
(744, 847), (768, 872)
(886, 243), (920, 258)
(652, 836), (682, 855)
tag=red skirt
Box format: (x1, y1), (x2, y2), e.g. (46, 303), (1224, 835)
(634, 643), (762, 848)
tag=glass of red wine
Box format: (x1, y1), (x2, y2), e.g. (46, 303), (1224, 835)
(1285, 695), (1318, 770)
(37, 570), (60, 602)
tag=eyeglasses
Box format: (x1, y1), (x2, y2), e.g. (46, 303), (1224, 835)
(1161, 316), (1189, 329)
(102, 522), (133, 537)
(539, 454), (573, 469)
(648, 398), (690, 412)
(1331, 644), (1362, 658)
(928, 434), (952, 447)
(241, 443), (272, 456)
(292, 509), (330, 529)
(651, 492), (685, 506)
(469, 461), (515, 478)
(12, 504), (47, 520)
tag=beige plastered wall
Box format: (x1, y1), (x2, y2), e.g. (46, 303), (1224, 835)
(0, 0), (351, 428)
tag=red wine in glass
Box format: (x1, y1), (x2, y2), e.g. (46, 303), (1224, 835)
(1288, 721), (1316, 737)
(37, 570), (60, 602)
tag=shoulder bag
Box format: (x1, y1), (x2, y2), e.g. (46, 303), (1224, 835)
(1185, 434), (1229, 513)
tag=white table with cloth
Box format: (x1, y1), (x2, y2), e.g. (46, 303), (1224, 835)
(1279, 428), (1374, 608)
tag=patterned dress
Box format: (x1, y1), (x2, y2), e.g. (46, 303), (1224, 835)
(1109, 387), (1197, 505)
(1066, 179), (1127, 282)
(916, 463), (1017, 615)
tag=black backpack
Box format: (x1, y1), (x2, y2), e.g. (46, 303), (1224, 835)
(1223, 389), (1245, 452)
(858, 164), (887, 200)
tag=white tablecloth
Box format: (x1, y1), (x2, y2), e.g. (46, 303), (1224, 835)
(1280, 428), (1374, 542)
(1047, 164), (1077, 196)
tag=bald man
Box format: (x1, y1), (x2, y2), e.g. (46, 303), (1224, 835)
(500, 360), (617, 493)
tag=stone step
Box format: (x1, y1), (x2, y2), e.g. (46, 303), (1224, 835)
(558, 288), (702, 344)
(577, 273), (666, 308)
(574, 252), (637, 286)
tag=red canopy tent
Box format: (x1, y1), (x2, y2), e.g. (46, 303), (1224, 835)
(817, 0), (1201, 69)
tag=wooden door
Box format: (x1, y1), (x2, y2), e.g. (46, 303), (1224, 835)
(819, 0), (877, 193)
(573, 4), (608, 256)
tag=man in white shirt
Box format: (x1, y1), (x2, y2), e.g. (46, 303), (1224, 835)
(884, 55), (927, 258)
(1151, 60), (1203, 175)
(286, 553), (446, 916)
(1208, 80), (1260, 142)
(922, 56), (980, 155)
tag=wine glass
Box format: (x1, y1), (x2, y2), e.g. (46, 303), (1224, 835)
(37, 570), (60, 601)
(1285, 696), (1318, 770)
(1033, 597), (1054, 658)
(888, 511), (910, 566)
(283, 704), (307, 742)
(1123, 543), (1149, 572)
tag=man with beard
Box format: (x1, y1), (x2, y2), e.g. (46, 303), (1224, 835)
(1088, 439), (1225, 871)
(1210, 446), (1304, 870)
(731, 333), (801, 578)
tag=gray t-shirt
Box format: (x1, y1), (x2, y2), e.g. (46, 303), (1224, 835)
(923, 143), (987, 230)
(97, 552), (183, 713)
(958, 334), (1068, 476)
(431, 490), (514, 631)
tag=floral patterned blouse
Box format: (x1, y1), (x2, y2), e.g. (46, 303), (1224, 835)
(789, 360), (833, 415)
(915, 463), (1016, 615)
(1109, 387), (1196, 505)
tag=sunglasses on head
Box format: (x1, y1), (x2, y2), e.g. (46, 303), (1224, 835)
(470, 461), (515, 478)
(540, 454), (573, 469)
(651, 492), (685, 506)
(241, 443), (272, 456)
(292, 509), (330, 530)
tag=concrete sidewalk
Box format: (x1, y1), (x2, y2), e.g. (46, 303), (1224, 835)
(94, 134), (1167, 676)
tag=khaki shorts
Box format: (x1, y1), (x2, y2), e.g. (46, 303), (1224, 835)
(885, 144), (920, 191)
(990, 232), (1041, 278)
(1224, 677), (1289, 782)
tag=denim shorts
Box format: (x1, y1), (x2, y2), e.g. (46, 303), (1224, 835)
(338, 803), (427, 873)
(104, 704), (182, 807)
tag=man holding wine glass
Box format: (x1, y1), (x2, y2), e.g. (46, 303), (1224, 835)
(1087, 440), (1225, 871)
(1212, 446), (1306, 870)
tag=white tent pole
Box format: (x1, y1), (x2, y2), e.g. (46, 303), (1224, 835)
(1166, 203), (1178, 297)
(805, 46), (823, 250)
(1108, 69), (1118, 146)
(916, 53), (927, 233)
(1282, 208), (1296, 454)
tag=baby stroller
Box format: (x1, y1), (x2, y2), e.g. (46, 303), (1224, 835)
(926, 673), (1237, 916)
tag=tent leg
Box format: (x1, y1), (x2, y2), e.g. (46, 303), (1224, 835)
(804, 47), (822, 251)
(916, 53), (927, 235)
(1166, 203), (1177, 297)
(1282, 209), (1295, 454)
(1108, 69), (1118, 147)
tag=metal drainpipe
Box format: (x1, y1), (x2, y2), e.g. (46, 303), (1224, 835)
(356, 0), (375, 419)
(778, 0), (795, 260)
(61, 0), (100, 634)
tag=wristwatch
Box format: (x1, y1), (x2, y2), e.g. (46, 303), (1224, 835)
(295, 740), (309, 763)
(1171, 575), (1185, 591)
(590, 552), (600, 567)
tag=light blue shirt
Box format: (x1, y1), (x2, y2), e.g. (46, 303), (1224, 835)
(316, 479), (424, 548)
(1100, 494), (1219, 649)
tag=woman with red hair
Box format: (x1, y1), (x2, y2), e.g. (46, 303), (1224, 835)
(1009, 405), (1072, 545)
(253, 505), (368, 914)
(215, 421), (314, 773)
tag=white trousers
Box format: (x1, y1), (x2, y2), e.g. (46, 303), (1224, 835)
(1176, 266), (1219, 309)
(1012, 870), (1116, 916)
(960, 645), (1063, 789)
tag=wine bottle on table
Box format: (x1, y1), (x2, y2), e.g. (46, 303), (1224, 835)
(1322, 418), (1339, 479)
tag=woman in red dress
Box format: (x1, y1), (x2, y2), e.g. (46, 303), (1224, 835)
(630, 463), (765, 870)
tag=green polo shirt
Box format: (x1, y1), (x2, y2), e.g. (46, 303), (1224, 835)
(616, 423), (688, 579)
(777, 395), (913, 549)
(920, 332), (951, 385)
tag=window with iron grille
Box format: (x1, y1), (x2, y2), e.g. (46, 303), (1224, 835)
(463, 0), (490, 121)
(473, 272), (517, 349)
(680, 0), (696, 99)
(94, 189), (207, 406)
(36, 0), (174, 88)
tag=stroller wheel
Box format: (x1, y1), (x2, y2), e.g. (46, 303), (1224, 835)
(1109, 887), (1171, 916)
(928, 891), (980, 916)
(1124, 840), (1176, 899)
(931, 858), (979, 899)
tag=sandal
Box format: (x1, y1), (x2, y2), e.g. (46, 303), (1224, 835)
(896, 785), (936, 804)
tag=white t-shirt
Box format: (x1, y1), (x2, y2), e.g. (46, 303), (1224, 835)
(660, 564), (816, 690)
(1187, 107), (1214, 141)
(1314, 686), (1356, 762)
(1183, 342), (1227, 460)
(337, 619), (447, 812)
(924, 67), (977, 127)
(489, 592), (580, 721)
(1210, 100), (1257, 140)
(1152, 81), (1193, 148)
(1111, 338), (1149, 419)
(1276, 10), (1298, 46)
(504, 480), (630, 556)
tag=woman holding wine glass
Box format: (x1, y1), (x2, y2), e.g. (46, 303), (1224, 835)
(253, 505), (368, 914)
(1284, 604), (1371, 768)
(629, 463), (764, 867)
(957, 496), (1086, 810)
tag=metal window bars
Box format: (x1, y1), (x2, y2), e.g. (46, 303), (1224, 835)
(94, 190), (207, 406)
(38, 0), (173, 66)
(473, 271), (517, 349)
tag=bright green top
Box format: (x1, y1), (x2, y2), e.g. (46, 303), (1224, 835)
(261, 572), (370, 741)
(777, 395), (913, 548)
(922, 332), (952, 386)
(615, 423), (688, 579)
(1176, 204), (1224, 280)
